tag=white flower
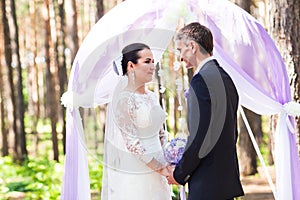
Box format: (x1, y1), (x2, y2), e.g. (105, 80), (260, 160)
(283, 101), (300, 117)
(175, 132), (187, 139)
(158, 69), (164, 77)
(159, 86), (166, 93)
(173, 61), (181, 71)
(176, 140), (186, 148)
(177, 105), (183, 111)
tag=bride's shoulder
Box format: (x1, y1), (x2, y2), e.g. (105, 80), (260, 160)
(112, 90), (132, 107)
(148, 91), (160, 103)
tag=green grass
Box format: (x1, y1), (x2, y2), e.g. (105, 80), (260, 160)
(0, 114), (104, 200)
(0, 156), (63, 199)
(0, 154), (103, 200)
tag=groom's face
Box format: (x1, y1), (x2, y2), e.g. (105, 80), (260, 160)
(175, 39), (194, 69)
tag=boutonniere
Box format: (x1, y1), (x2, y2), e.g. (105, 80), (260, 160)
(184, 88), (189, 98)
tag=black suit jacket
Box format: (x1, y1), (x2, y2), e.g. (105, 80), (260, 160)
(174, 59), (244, 200)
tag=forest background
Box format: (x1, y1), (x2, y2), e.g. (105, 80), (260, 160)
(0, 0), (299, 199)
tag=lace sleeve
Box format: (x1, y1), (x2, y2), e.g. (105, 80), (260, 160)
(115, 94), (146, 157)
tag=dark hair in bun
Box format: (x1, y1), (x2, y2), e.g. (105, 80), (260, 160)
(121, 43), (150, 75)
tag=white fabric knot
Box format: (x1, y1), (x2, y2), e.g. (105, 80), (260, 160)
(283, 101), (300, 117)
(61, 91), (79, 109)
(282, 101), (300, 133)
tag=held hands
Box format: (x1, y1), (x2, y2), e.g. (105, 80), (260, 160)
(166, 165), (180, 185)
(157, 166), (169, 177)
(157, 165), (180, 185)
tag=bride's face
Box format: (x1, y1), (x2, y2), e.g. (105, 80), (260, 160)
(133, 48), (155, 84)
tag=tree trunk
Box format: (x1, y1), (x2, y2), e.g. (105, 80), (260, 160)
(238, 107), (262, 175)
(95, 0), (104, 21)
(266, 0), (300, 154)
(10, 0), (27, 161)
(44, 0), (59, 161)
(1, 0), (20, 162)
(232, 0), (252, 13)
(29, 0), (40, 156)
(269, 115), (277, 165)
(65, 0), (79, 64)
(0, 19), (9, 156)
(55, 0), (68, 154)
(0, 66), (9, 156)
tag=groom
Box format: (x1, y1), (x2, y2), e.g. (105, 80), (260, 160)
(167, 22), (244, 200)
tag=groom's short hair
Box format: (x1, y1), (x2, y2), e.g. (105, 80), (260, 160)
(175, 22), (213, 55)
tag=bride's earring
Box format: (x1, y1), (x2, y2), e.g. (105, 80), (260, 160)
(131, 71), (135, 83)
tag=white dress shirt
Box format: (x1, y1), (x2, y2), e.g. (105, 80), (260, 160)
(194, 56), (215, 76)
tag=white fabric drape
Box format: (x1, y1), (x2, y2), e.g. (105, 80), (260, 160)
(61, 0), (300, 199)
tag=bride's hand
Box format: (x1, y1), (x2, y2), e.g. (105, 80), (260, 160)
(157, 167), (169, 177)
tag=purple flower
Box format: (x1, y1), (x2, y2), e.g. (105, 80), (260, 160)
(183, 88), (189, 98)
(164, 137), (187, 164)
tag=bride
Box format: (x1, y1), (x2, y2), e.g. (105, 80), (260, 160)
(101, 43), (172, 200)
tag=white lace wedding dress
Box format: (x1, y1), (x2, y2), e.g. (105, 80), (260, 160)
(101, 89), (171, 200)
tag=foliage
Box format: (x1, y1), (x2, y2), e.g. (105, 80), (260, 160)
(259, 115), (272, 166)
(0, 156), (63, 199)
(171, 185), (179, 200)
(0, 155), (103, 199)
(89, 156), (103, 192)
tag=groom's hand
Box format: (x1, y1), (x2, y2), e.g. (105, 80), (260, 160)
(166, 165), (180, 185)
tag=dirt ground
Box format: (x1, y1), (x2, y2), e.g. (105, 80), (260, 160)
(5, 166), (276, 200)
(241, 166), (275, 200)
(92, 166), (276, 200)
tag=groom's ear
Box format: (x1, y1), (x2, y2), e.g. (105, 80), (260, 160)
(190, 41), (197, 54)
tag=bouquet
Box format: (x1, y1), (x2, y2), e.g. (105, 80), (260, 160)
(164, 136), (187, 165)
(164, 135), (187, 200)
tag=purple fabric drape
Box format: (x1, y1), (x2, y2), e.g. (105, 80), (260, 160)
(61, 0), (300, 199)
(61, 109), (78, 199)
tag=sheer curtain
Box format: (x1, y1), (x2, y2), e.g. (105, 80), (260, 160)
(60, 0), (300, 199)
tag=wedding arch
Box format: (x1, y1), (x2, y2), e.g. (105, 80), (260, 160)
(60, 0), (300, 199)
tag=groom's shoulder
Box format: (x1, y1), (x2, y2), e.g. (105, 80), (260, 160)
(201, 60), (219, 75)
(199, 60), (226, 82)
